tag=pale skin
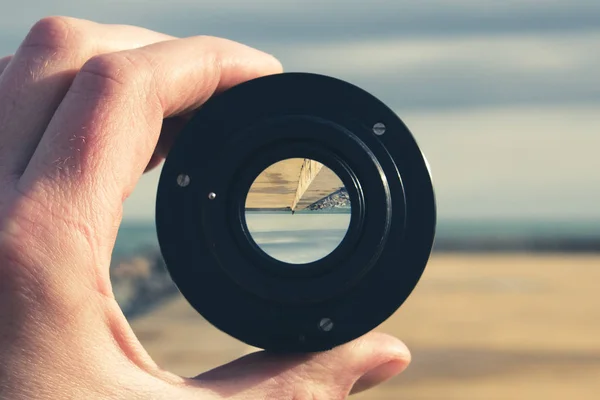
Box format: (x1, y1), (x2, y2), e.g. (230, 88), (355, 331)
(0, 17), (411, 399)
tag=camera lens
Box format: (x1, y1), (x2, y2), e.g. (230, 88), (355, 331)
(156, 72), (436, 352)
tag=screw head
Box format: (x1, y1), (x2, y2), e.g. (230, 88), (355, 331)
(373, 122), (386, 135)
(177, 174), (190, 187)
(208, 192), (217, 200)
(318, 317), (334, 332)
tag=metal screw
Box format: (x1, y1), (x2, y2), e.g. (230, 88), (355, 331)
(373, 122), (386, 135)
(318, 317), (334, 332)
(208, 192), (217, 200)
(177, 174), (190, 187)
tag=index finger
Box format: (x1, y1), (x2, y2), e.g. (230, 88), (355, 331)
(0, 55), (11, 75)
(18, 36), (282, 216)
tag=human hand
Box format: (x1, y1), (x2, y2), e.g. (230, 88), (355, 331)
(0, 16), (410, 399)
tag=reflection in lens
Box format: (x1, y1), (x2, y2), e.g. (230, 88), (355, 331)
(245, 158), (351, 264)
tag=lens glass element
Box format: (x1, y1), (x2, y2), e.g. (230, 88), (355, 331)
(245, 158), (351, 264)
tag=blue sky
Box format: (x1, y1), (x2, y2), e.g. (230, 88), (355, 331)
(2, 1), (599, 221)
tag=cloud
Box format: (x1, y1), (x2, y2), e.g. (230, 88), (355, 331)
(2, 8), (598, 111)
(271, 31), (600, 110)
(1, 0), (598, 220)
(404, 104), (600, 219)
(122, 103), (600, 221)
(2, 0), (600, 51)
(116, 0), (600, 41)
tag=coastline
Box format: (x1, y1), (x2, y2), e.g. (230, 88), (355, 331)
(129, 253), (600, 399)
(110, 216), (600, 320)
(111, 247), (600, 323)
(110, 250), (179, 319)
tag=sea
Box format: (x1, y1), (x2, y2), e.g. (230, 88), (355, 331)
(113, 216), (600, 262)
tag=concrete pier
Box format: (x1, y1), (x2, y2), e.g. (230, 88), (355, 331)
(245, 158), (344, 211)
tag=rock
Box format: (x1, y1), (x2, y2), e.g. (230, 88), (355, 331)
(307, 188), (350, 210)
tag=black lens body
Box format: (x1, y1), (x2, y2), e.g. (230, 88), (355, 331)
(156, 73), (436, 352)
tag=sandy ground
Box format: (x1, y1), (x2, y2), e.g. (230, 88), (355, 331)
(131, 253), (600, 399)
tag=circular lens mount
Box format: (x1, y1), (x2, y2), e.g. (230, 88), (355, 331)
(156, 72), (436, 352)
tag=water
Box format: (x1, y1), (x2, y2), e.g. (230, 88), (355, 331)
(113, 221), (159, 260)
(436, 219), (600, 241)
(245, 212), (351, 264)
(113, 218), (600, 261)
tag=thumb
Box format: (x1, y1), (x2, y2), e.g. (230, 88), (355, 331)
(187, 332), (410, 399)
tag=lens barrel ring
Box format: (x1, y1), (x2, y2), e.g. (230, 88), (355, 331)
(156, 73), (436, 352)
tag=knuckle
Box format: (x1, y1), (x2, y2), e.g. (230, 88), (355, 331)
(22, 16), (86, 54)
(0, 54), (12, 67)
(76, 52), (150, 98)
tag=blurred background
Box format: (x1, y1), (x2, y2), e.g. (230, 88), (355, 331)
(2, 1), (600, 398)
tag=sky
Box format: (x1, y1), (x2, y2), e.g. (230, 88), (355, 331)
(1, 1), (599, 221)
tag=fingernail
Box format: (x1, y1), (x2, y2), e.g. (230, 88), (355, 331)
(351, 359), (409, 395)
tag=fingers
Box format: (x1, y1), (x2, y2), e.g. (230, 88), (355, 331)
(19, 35), (282, 215)
(190, 332), (410, 399)
(350, 355), (408, 395)
(0, 55), (11, 75)
(0, 16), (175, 182)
